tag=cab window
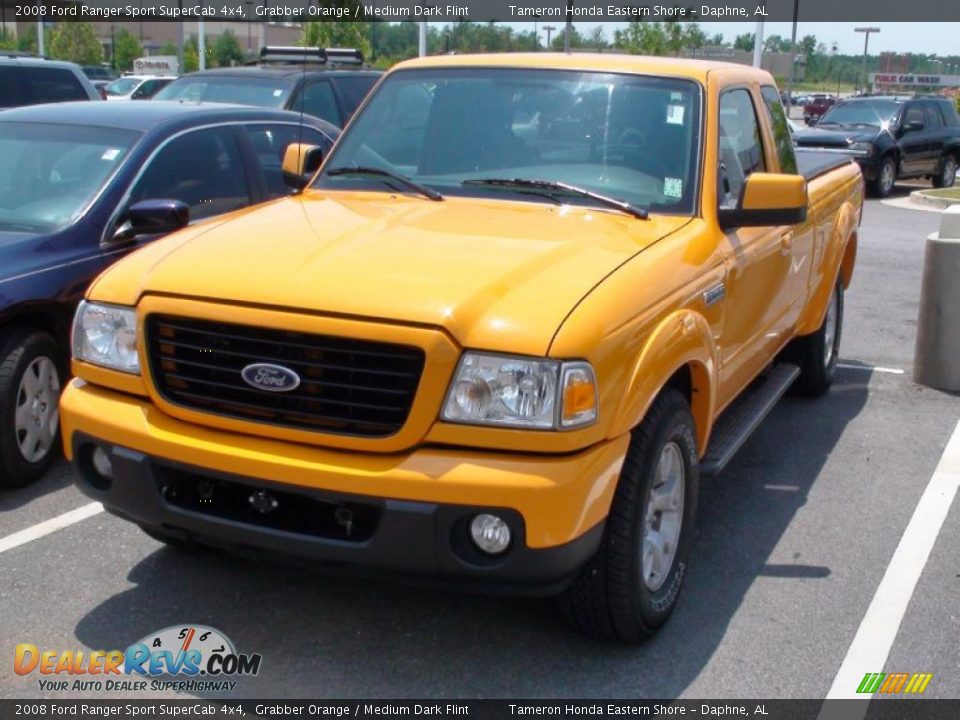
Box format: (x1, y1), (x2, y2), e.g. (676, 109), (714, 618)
(718, 88), (765, 208)
(760, 85), (797, 174)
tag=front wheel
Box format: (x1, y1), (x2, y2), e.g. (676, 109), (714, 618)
(932, 154), (957, 188)
(561, 388), (699, 643)
(871, 156), (897, 197)
(0, 330), (64, 489)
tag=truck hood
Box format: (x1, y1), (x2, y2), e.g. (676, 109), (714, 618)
(795, 125), (882, 148)
(99, 192), (689, 355)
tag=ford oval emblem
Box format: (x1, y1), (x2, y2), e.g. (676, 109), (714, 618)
(241, 363), (301, 393)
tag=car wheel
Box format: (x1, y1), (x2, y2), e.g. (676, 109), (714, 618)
(786, 279), (844, 397)
(561, 388), (699, 643)
(871, 156), (897, 197)
(933, 154), (957, 188)
(0, 330), (64, 489)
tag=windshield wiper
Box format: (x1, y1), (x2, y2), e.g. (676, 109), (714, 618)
(326, 166), (443, 201)
(462, 178), (649, 219)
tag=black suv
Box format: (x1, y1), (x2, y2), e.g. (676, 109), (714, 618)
(795, 95), (960, 196)
(0, 55), (101, 108)
(153, 47), (381, 128)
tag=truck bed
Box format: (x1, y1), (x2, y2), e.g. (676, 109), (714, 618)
(796, 149), (855, 181)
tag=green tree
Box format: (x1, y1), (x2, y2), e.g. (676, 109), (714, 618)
(303, 21), (371, 58)
(799, 35), (817, 56)
(733, 32), (754, 52)
(48, 22), (103, 65)
(763, 34), (786, 53)
(159, 40), (178, 57)
(589, 26), (607, 51)
(682, 23), (707, 50)
(183, 38), (199, 73)
(709, 32), (724, 46)
(212, 30), (244, 68)
(112, 28), (141, 72)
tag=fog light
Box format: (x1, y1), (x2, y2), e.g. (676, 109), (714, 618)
(469, 513), (511, 555)
(91, 447), (113, 480)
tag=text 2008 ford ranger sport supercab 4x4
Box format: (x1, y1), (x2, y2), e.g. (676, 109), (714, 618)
(61, 54), (862, 642)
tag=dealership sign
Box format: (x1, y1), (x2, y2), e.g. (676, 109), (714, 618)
(870, 73), (960, 88)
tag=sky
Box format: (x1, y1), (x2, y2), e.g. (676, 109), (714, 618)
(495, 22), (960, 56)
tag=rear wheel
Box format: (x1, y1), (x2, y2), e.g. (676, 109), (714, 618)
(871, 156), (897, 197)
(561, 388), (699, 643)
(933, 154), (957, 189)
(0, 330), (64, 489)
(787, 279), (844, 397)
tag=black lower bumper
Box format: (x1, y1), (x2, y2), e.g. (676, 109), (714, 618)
(71, 434), (603, 596)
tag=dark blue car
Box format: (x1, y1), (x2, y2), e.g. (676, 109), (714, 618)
(0, 101), (338, 488)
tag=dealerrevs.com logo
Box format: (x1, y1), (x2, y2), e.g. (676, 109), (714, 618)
(14, 625), (262, 693)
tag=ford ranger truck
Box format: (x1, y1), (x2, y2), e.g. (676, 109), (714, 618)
(61, 55), (862, 642)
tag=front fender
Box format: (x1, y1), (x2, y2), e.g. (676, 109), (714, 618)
(610, 310), (718, 456)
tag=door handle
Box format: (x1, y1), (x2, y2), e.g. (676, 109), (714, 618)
(780, 232), (793, 254)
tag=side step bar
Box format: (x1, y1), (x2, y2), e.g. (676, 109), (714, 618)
(700, 363), (800, 478)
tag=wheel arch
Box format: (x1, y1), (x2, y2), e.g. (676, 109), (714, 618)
(610, 310), (718, 457)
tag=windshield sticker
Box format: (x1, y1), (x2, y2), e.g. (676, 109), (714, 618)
(666, 105), (685, 125)
(664, 177), (683, 198)
(670, 92), (682, 101)
(101, 148), (121, 161)
(273, 89), (283, 97)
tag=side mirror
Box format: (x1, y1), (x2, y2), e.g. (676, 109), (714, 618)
(718, 173), (807, 230)
(904, 120), (925, 132)
(282, 143), (324, 190)
(112, 199), (189, 242)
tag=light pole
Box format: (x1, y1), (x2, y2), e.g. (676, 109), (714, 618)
(543, 25), (556, 50)
(785, 0), (799, 107)
(854, 26), (880, 93)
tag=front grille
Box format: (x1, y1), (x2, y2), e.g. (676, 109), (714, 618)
(146, 315), (425, 437)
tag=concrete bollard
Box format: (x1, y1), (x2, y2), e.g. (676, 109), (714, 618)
(914, 205), (960, 392)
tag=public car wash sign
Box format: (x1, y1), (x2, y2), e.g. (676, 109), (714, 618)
(871, 73), (960, 88)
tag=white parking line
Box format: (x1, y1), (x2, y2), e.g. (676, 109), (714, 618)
(824, 419), (960, 702)
(0, 502), (103, 555)
(837, 363), (905, 375)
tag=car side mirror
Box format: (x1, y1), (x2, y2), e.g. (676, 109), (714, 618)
(904, 120), (925, 132)
(718, 173), (808, 230)
(112, 199), (189, 243)
(282, 143), (324, 190)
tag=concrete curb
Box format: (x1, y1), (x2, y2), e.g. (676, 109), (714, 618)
(910, 190), (960, 209)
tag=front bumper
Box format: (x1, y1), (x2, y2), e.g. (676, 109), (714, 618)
(62, 380), (629, 594)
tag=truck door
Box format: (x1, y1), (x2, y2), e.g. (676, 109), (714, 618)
(715, 87), (794, 408)
(899, 103), (931, 176)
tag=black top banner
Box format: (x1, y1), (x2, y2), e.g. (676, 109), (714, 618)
(0, 0), (957, 22)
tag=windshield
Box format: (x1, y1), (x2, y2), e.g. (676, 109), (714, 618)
(105, 77), (140, 96)
(314, 68), (702, 215)
(0, 123), (139, 233)
(154, 75), (292, 108)
(819, 100), (901, 127)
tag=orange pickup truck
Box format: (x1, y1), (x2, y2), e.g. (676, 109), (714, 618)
(61, 54), (862, 642)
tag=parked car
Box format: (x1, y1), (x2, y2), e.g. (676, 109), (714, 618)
(153, 47), (381, 127)
(62, 54), (862, 642)
(0, 55), (100, 108)
(104, 74), (176, 101)
(795, 95), (960, 196)
(81, 65), (117, 82)
(0, 101), (338, 488)
(90, 80), (110, 100)
(803, 94), (837, 124)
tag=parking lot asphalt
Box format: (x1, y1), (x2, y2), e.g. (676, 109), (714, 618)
(1, 187), (958, 700)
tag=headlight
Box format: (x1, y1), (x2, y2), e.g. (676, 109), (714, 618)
(71, 301), (140, 374)
(441, 352), (597, 430)
(849, 142), (873, 154)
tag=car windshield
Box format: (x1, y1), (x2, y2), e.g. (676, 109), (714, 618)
(0, 122), (140, 234)
(105, 77), (140, 96)
(154, 75), (292, 108)
(819, 100), (901, 127)
(314, 68), (702, 215)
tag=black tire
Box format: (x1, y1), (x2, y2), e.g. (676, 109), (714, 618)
(786, 279), (844, 397)
(870, 155), (897, 197)
(0, 330), (65, 489)
(561, 388), (699, 643)
(932, 153), (958, 189)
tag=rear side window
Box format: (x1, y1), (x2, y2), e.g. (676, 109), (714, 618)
(903, 104), (924, 127)
(0, 67), (17, 108)
(937, 101), (960, 127)
(718, 88), (765, 208)
(17, 67), (89, 104)
(760, 85), (798, 174)
(333, 76), (378, 119)
(923, 103), (943, 130)
(295, 80), (340, 126)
